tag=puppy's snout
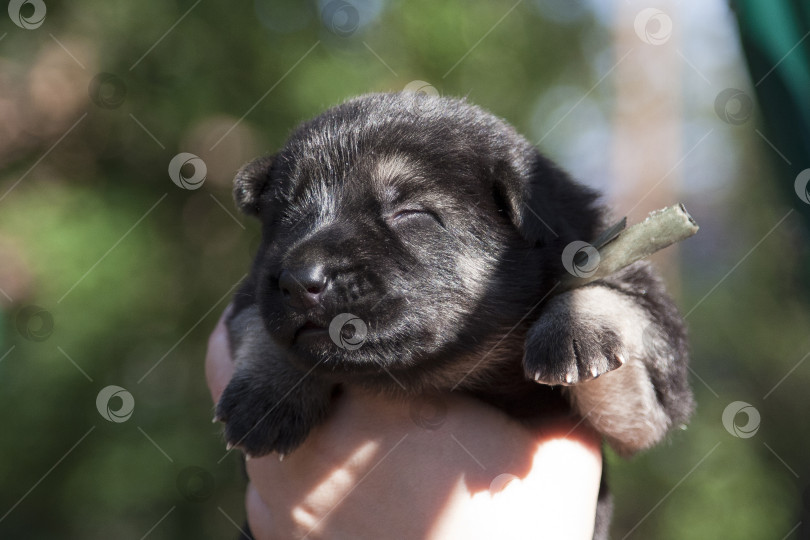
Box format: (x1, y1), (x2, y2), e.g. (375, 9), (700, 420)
(279, 266), (329, 310)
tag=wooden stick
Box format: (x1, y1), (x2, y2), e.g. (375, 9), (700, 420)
(561, 204), (699, 290)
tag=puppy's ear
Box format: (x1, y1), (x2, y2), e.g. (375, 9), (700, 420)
(233, 155), (275, 216)
(494, 151), (602, 247)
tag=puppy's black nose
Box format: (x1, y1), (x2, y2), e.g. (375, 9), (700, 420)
(278, 266), (328, 310)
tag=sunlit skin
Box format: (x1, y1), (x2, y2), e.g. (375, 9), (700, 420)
(207, 308), (602, 539)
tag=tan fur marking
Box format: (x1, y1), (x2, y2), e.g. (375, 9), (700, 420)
(565, 287), (671, 456)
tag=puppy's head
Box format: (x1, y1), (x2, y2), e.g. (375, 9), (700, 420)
(234, 93), (601, 379)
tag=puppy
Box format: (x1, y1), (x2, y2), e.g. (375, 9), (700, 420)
(216, 93), (693, 538)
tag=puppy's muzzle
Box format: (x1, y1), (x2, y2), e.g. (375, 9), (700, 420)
(279, 266), (329, 311)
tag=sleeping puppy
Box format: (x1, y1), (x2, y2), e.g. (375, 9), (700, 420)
(216, 93), (693, 538)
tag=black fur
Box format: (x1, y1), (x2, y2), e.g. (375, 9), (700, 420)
(216, 93), (694, 538)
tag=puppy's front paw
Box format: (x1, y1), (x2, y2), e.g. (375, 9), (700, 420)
(216, 374), (326, 457)
(525, 316), (625, 386)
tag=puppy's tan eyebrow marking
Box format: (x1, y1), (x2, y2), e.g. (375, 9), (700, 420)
(374, 154), (427, 206)
(374, 155), (437, 195)
(374, 154), (412, 185)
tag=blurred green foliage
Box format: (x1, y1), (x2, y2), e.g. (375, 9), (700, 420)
(1, 1), (808, 538)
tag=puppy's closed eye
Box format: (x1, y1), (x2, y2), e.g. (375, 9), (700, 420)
(388, 208), (444, 227)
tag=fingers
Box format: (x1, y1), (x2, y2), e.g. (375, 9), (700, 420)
(245, 483), (274, 540)
(205, 305), (234, 405)
(238, 389), (603, 539)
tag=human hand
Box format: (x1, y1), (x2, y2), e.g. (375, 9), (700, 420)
(206, 308), (602, 540)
